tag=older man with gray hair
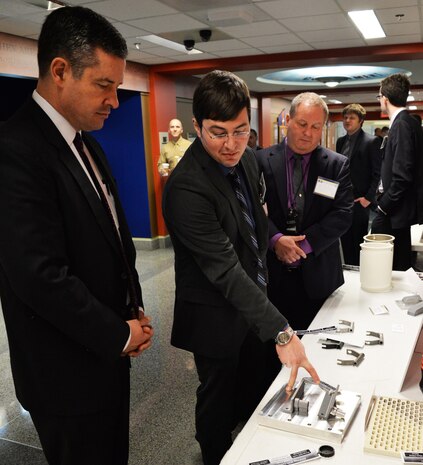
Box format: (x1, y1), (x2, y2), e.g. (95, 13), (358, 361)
(256, 92), (353, 339)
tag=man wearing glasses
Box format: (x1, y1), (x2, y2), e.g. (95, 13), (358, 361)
(162, 70), (319, 465)
(373, 74), (423, 270)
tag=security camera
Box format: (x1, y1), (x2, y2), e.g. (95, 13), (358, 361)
(183, 39), (195, 51)
(199, 29), (212, 42)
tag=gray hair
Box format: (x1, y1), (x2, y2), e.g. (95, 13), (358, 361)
(289, 92), (329, 122)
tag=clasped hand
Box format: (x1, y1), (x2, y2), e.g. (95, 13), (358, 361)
(275, 235), (307, 264)
(124, 316), (154, 357)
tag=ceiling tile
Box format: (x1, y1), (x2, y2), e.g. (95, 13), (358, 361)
(312, 38), (366, 49)
(297, 27), (360, 43)
(0, 0), (41, 16)
(0, 17), (41, 36)
(87, 0), (177, 22)
(212, 48), (265, 57)
(197, 38), (255, 52)
(257, 0), (341, 19)
(241, 32), (303, 47)
(257, 43), (314, 53)
(217, 20), (288, 38)
(375, 6), (419, 24)
(279, 13), (350, 32)
(383, 21), (421, 36)
(159, 0), (249, 12)
(172, 52), (217, 61)
(365, 34), (422, 46)
(337, 0), (416, 9)
(113, 22), (150, 39)
(127, 14), (207, 33)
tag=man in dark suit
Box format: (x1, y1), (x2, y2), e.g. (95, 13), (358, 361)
(163, 71), (319, 465)
(336, 104), (382, 265)
(256, 92), (353, 332)
(372, 73), (423, 270)
(0, 7), (153, 465)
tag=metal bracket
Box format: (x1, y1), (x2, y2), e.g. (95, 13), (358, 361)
(282, 377), (345, 420)
(318, 337), (344, 349)
(365, 331), (384, 345)
(337, 349), (365, 367)
(337, 320), (354, 333)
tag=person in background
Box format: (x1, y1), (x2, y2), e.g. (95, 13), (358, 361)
(256, 92), (353, 332)
(247, 128), (263, 151)
(372, 73), (423, 270)
(0, 6), (153, 465)
(374, 127), (383, 141)
(157, 118), (191, 176)
(163, 71), (319, 465)
(336, 104), (382, 266)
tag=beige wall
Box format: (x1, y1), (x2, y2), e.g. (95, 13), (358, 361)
(0, 32), (150, 93)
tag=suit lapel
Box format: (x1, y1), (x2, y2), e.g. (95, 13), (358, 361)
(83, 135), (135, 256)
(303, 146), (328, 220)
(28, 100), (121, 258)
(268, 142), (288, 217)
(58, 134), (121, 257)
(349, 129), (363, 162)
(193, 139), (261, 255)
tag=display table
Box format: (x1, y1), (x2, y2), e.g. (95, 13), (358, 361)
(221, 270), (423, 465)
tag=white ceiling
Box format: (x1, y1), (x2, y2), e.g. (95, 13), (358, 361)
(1, 0), (423, 111)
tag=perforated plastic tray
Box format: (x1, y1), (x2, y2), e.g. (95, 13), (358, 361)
(364, 395), (423, 457)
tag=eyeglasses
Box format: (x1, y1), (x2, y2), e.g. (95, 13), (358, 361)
(202, 125), (250, 141)
(376, 94), (384, 100)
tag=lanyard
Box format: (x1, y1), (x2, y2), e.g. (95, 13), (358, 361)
(285, 143), (311, 209)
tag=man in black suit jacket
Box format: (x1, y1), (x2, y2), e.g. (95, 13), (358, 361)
(256, 93), (353, 332)
(336, 104), (382, 265)
(163, 71), (319, 465)
(0, 7), (153, 465)
(372, 73), (423, 270)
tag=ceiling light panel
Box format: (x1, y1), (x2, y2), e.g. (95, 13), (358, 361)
(348, 10), (386, 39)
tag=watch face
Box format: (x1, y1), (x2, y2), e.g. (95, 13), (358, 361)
(277, 332), (290, 344)
(276, 328), (293, 345)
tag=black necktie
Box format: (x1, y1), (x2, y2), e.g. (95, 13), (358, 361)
(342, 136), (351, 157)
(228, 167), (267, 290)
(73, 133), (140, 320)
(292, 154), (305, 227)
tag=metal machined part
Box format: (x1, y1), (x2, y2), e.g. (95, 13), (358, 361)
(337, 320), (354, 333)
(337, 349), (365, 367)
(365, 331), (384, 345)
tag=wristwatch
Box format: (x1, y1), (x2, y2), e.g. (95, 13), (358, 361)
(275, 326), (295, 346)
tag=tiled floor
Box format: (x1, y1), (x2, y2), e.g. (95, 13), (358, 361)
(0, 247), (203, 465)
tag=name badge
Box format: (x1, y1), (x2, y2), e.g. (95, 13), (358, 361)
(313, 176), (339, 199)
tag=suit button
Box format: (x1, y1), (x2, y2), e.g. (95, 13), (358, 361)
(121, 272), (127, 280)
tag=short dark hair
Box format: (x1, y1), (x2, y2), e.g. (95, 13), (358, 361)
(193, 70), (251, 128)
(342, 103), (366, 121)
(250, 129), (258, 137)
(38, 6), (128, 79)
(380, 73), (410, 107)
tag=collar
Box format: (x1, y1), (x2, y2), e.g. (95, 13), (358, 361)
(390, 107), (407, 126)
(285, 138), (312, 162)
(32, 90), (77, 147)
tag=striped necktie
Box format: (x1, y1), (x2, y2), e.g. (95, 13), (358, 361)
(228, 167), (267, 290)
